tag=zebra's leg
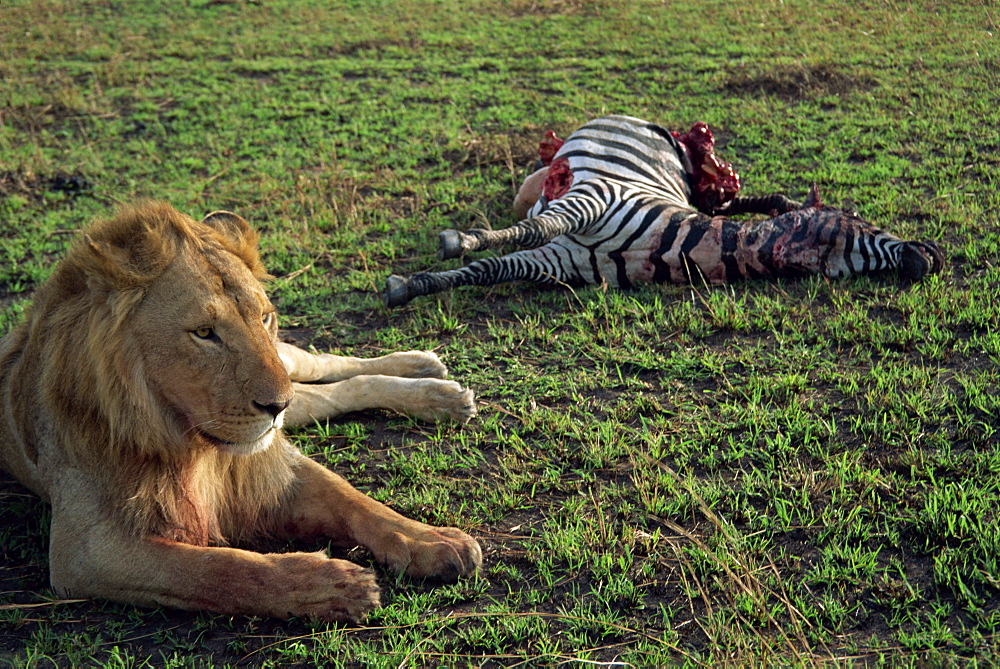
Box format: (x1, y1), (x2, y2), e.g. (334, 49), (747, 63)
(439, 183), (611, 260)
(438, 213), (578, 261)
(385, 245), (585, 307)
(438, 225), (558, 260)
(718, 193), (803, 217)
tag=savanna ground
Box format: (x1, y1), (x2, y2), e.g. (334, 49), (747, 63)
(1, 0), (999, 666)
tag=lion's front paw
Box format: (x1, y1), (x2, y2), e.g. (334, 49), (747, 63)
(313, 559), (381, 623)
(281, 554), (381, 623)
(385, 351), (449, 379)
(377, 525), (483, 581)
(402, 379), (477, 423)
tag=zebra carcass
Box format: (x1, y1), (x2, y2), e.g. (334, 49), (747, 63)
(384, 115), (943, 308)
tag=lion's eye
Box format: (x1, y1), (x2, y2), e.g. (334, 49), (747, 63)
(262, 312), (274, 327)
(193, 327), (214, 340)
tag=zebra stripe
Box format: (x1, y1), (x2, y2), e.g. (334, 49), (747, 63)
(526, 115), (690, 214)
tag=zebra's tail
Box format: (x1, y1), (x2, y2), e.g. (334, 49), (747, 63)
(899, 240), (945, 280)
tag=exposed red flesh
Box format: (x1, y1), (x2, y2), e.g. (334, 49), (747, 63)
(538, 131), (564, 165)
(535, 131), (573, 202)
(542, 157), (573, 201)
(672, 122), (741, 212)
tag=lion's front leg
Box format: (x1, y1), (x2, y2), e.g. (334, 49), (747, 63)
(283, 376), (476, 426)
(47, 482), (380, 622)
(276, 341), (449, 382)
(279, 457), (482, 580)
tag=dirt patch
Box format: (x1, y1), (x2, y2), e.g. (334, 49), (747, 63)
(0, 102), (91, 136)
(0, 170), (92, 200)
(723, 63), (877, 101)
(324, 35), (426, 57)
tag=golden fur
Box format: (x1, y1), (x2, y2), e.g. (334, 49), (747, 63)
(0, 201), (480, 621)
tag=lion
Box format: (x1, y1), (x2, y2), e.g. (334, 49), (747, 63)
(0, 201), (481, 622)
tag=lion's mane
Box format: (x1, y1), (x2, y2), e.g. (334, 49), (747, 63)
(6, 201), (299, 545)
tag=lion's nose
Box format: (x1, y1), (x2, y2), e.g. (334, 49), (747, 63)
(253, 399), (291, 417)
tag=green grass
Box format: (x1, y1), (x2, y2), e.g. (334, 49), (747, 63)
(1, 0), (999, 666)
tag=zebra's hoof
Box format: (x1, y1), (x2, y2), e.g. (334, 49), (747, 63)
(899, 241), (945, 280)
(439, 230), (463, 260)
(384, 275), (411, 308)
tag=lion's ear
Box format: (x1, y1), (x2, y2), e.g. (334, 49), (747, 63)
(74, 233), (143, 291)
(64, 200), (184, 292)
(202, 211), (253, 245)
(201, 210), (268, 278)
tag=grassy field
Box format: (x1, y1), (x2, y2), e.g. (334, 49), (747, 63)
(1, 0), (999, 666)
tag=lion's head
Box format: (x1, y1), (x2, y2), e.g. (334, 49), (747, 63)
(16, 201), (297, 542)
